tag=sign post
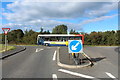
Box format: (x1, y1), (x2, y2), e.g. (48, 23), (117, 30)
(68, 40), (83, 65)
(2, 28), (10, 51)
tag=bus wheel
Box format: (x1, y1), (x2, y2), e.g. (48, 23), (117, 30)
(45, 43), (49, 46)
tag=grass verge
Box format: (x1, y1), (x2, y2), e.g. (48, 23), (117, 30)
(0, 44), (16, 53)
(10, 44), (39, 46)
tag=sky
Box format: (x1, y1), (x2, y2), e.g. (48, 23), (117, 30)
(0, 0), (119, 33)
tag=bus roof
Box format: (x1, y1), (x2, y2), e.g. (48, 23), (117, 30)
(38, 34), (83, 37)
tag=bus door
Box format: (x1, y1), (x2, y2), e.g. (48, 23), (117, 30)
(38, 37), (44, 45)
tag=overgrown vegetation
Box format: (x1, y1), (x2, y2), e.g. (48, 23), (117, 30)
(1, 24), (119, 46)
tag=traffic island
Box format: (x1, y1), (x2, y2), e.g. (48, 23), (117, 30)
(57, 47), (93, 69)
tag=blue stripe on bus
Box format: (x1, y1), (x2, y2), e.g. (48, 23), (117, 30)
(38, 43), (66, 46)
(49, 44), (66, 46)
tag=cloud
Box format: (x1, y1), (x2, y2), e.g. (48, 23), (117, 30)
(1, 0), (119, 2)
(2, 14), (117, 32)
(2, 0), (118, 32)
(4, 2), (117, 21)
(1, 19), (83, 32)
(5, 1), (118, 19)
(79, 14), (118, 26)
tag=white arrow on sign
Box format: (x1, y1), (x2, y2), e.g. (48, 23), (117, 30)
(71, 42), (80, 50)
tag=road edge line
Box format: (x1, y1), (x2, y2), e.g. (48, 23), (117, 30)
(53, 50), (57, 61)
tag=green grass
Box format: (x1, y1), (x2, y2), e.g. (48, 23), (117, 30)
(0, 44), (16, 53)
(15, 44), (39, 46)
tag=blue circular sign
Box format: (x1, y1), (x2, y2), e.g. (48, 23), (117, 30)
(69, 40), (82, 53)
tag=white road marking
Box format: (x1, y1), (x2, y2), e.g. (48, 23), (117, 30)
(36, 49), (38, 52)
(58, 69), (95, 79)
(53, 51), (57, 61)
(105, 72), (116, 78)
(52, 74), (57, 80)
(35, 48), (44, 52)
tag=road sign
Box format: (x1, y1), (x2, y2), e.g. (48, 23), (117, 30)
(2, 28), (10, 51)
(68, 40), (83, 53)
(2, 28), (10, 35)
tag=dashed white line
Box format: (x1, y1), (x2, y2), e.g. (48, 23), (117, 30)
(52, 74), (57, 80)
(53, 50), (57, 61)
(35, 48), (44, 52)
(105, 72), (116, 78)
(58, 69), (95, 79)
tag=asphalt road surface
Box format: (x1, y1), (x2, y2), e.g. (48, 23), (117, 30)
(2, 46), (118, 79)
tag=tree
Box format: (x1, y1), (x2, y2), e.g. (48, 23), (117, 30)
(2, 28), (119, 46)
(0, 34), (2, 44)
(22, 29), (38, 44)
(69, 29), (80, 34)
(84, 30), (120, 46)
(7, 29), (24, 44)
(43, 30), (50, 34)
(52, 24), (68, 34)
(40, 27), (44, 34)
(70, 29), (75, 34)
(46, 30), (50, 34)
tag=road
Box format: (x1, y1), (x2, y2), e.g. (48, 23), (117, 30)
(2, 46), (118, 79)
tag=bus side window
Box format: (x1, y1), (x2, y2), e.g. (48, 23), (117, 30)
(69, 37), (73, 40)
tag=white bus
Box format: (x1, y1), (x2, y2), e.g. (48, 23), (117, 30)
(37, 34), (84, 46)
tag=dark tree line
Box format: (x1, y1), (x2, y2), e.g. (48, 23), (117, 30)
(1, 28), (50, 44)
(1, 24), (120, 45)
(84, 31), (120, 45)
